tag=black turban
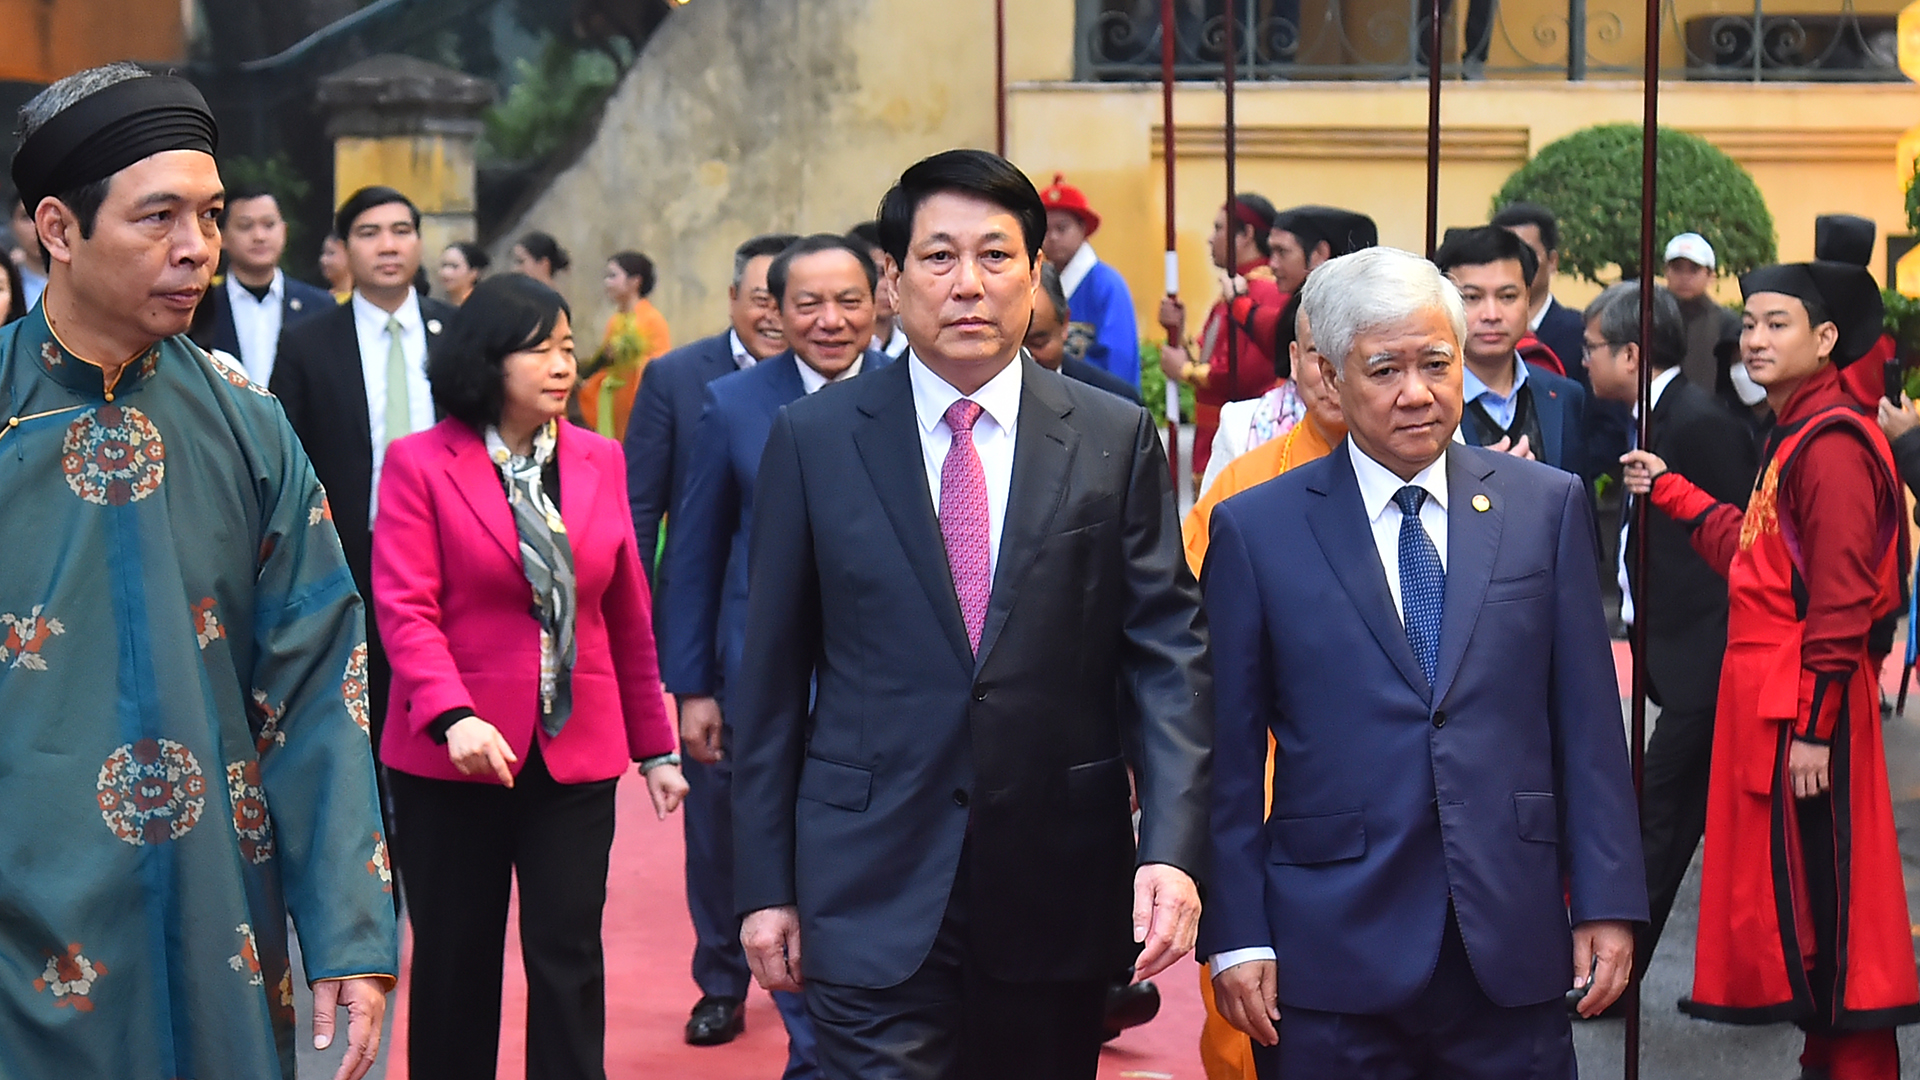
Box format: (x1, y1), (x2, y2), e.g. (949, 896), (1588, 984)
(1273, 206), (1379, 260)
(1739, 260), (1884, 368)
(1813, 214), (1876, 268)
(11, 74), (217, 214)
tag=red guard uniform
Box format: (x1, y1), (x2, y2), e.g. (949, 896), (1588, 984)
(1191, 263), (1282, 480)
(1651, 363), (1919, 1078)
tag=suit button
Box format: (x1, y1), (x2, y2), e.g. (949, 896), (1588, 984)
(1432, 710), (1447, 729)
(972, 688), (987, 702)
(952, 789), (970, 808)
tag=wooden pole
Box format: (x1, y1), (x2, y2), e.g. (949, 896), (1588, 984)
(1163, 0), (1181, 493)
(994, 0), (1007, 156)
(1425, 0), (1443, 255)
(1625, 0), (1661, 1071)
(1225, 0), (1239, 392)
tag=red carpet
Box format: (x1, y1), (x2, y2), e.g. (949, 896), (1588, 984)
(382, 776), (1208, 1078)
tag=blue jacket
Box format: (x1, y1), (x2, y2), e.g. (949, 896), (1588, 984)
(657, 348), (892, 698)
(623, 330), (738, 610)
(1458, 360), (1592, 480)
(1199, 441), (1645, 1014)
(1068, 259), (1141, 388)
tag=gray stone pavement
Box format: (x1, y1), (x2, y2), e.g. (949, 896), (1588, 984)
(1571, 690), (1920, 1079)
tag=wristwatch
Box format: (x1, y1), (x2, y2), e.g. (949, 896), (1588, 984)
(639, 752), (682, 773)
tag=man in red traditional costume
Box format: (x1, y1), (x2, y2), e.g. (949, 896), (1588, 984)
(1624, 260), (1919, 1080)
(1157, 193), (1282, 486)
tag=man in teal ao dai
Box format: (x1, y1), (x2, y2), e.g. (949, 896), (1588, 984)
(0, 63), (396, 1079)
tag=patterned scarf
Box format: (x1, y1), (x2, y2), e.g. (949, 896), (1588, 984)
(485, 421), (577, 735)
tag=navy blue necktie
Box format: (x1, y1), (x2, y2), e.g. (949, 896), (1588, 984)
(1394, 485), (1444, 687)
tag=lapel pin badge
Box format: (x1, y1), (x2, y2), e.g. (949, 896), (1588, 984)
(427, 319), (443, 335)
(1472, 494), (1491, 512)
(289, 298), (303, 312)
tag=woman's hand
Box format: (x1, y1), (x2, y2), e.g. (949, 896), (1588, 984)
(644, 763), (690, 820)
(1157, 295), (1186, 338)
(1620, 449), (1669, 497)
(445, 716), (517, 787)
(1878, 395), (1918, 442)
(1160, 342), (1188, 381)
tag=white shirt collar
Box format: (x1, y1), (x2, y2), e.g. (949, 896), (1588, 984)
(882, 323), (910, 358)
(227, 268), (284, 305)
(1636, 365), (1682, 419)
(910, 350), (1023, 436)
(350, 287), (420, 331)
(1059, 243), (1099, 299)
(796, 352), (864, 395)
(1348, 439), (1449, 523)
(728, 328), (758, 369)
(1461, 351), (1529, 404)
(1528, 294), (1552, 331)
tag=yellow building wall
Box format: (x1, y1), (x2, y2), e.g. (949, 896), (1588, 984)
(1008, 78), (1920, 330)
(0, 0), (184, 84)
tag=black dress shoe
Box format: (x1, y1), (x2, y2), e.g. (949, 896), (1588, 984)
(1102, 979), (1162, 1041)
(685, 995), (746, 1046)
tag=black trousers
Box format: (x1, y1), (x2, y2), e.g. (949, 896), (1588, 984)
(804, 851), (1106, 1080)
(1636, 700), (1716, 973)
(387, 745), (619, 1080)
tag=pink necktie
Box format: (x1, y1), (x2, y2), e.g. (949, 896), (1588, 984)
(940, 399), (991, 653)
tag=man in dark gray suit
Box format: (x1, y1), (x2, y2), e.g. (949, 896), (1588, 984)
(620, 231), (798, 1047)
(731, 150), (1211, 1079)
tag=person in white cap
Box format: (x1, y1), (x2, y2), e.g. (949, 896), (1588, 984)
(1662, 233), (1744, 409)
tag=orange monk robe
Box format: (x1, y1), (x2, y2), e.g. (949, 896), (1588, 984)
(1183, 416), (1336, 1080)
(579, 298), (673, 442)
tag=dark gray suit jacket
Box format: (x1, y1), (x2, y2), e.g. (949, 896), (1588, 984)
(731, 355), (1211, 988)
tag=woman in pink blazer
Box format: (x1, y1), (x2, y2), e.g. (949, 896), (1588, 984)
(373, 273), (687, 1080)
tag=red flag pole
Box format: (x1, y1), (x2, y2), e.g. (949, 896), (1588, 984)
(1425, 0), (1442, 255)
(993, 0), (1007, 156)
(1163, 0), (1181, 493)
(1224, 0), (1239, 396)
(1625, 0), (1660, 1073)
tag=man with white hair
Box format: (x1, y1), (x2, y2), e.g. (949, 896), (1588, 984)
(1200, 247), (1645, 1078)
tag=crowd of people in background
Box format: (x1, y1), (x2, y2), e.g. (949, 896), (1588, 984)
(12, 57), (1920, 1080)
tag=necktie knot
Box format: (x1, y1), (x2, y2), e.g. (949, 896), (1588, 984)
(1393, 485), (1428, 519)
(945, 399), (984, 435)
(386, 315), (402, 336)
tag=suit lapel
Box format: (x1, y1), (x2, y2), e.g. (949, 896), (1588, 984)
(334, 308), (375, 467)
(441, 425), (521, 566)
(1533, 381), (1565, 467)
(1305, 446), (1429, 696)
(1431, 449), (1502, 704)
(974, 360), (1076, 671)
(851, 363), (974, 671)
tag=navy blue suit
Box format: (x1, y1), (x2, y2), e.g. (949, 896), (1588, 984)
(1458, 362), (1591, 480)
(1201, 442), (1645, 1075)
(620, 330), (748, 1026)
(657, 348), (888, 1078)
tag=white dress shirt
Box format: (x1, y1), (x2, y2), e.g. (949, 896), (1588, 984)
(880, 323), (910, 360)
(1528, 294), (1553, 333)
(1060, 242), (1099, 300)
(353, 288), (435, 519)
(908, 352), (1022, 579)
(796, 353), (863, 395)
(1211, 440), (1450, 977)
(728, 328), (759, 370)
(1618, 366), (1680, 625)
(226, 269), (285, 385)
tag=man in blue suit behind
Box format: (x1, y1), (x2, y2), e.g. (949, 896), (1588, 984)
(1201, 246), (1646, 1079)
(1435, 226), (1591, 480)
(622, 231), (796, 1048)
(657, 232), (892, 1079)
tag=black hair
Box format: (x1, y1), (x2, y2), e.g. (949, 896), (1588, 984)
(515, 230), (570, 273)
(428, 273), (572, 430)
(218, 184), (276, 228)
(1433, 225), (1539, 288)
(334, 186), (420, 243)
(846, 220), (882, 251)
(1582, 281), (1687, 372)
(733, 233), (800, 285)
(1490, 201), (1560, 253)
(875, 149), (1045, 269)
(1273, 288), (1305, 379)
(767, 233), (879, 306)
(1232, 193), (1279, 257)
(1, 252), (25, 323)
(609, 250), (656, 297)
(446, 240), (490, 273)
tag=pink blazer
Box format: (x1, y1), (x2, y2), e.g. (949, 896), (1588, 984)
(372, 418), (676, 784)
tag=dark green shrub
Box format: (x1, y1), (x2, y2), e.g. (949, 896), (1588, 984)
(1493, 124), (1775, 284)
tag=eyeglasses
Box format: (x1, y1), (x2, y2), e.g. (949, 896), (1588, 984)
(1581, 339), (1617, 359)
